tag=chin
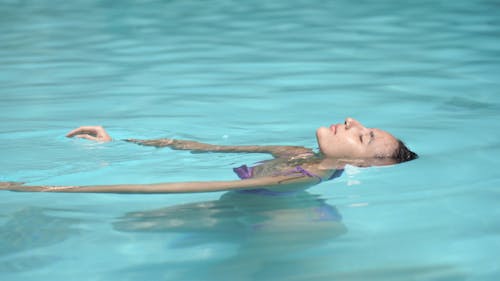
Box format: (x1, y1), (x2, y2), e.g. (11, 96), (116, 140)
(316, 126), (330, 138)
(316, 132), (336, 157)
(316, 128), (327, 145)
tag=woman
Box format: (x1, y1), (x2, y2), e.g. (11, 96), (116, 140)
(0, 118), (417, 193)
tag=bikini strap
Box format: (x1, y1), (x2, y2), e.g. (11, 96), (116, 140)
(291, 166), (344, 183)
(292, 166), (324, 183)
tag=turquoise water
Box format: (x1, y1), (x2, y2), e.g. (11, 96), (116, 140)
(1, 0), (499, 280)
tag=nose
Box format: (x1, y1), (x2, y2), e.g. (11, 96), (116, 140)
(345, 117), (364, 130)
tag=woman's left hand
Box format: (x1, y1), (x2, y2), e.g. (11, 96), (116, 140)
(66, 126), (112, 142)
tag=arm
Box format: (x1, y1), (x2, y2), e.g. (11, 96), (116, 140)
(125, 138), (313, 158)
(65, 126), (312, 158)
(0, 175), (318, 194)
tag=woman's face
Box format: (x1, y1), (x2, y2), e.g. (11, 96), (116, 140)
(316, 118), (399, 159)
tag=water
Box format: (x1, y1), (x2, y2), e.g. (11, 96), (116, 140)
(1, 0), (499, 280)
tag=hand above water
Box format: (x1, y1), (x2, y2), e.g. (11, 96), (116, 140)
(66, 126), (112, 142)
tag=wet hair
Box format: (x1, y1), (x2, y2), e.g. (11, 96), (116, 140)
(392, 140), (418, 163)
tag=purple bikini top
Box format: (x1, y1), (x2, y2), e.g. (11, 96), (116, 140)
(233, 164), (344, 196)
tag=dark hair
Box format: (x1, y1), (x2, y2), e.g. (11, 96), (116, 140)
(392, 140), (418, 163)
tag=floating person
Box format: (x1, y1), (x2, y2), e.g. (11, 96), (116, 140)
(0, 118), (417, 193)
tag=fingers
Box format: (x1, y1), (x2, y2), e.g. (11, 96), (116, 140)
(0, 181), (21, 188)
(0, 182), (79, 192)
(0, 182), (26, 191)
(66, 126), (112, 142)
(67, 126), (100, 137)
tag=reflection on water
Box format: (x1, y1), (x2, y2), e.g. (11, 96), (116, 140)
(113, 191), (346, 279)
(112, 192), (465, 280)
(0, 207), (80, 273)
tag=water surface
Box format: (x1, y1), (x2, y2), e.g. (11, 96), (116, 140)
(1, 0), (499, 280)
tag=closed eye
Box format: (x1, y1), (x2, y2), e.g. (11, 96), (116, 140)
(368, 131), (375, 144)
(361, 131), (375, 144)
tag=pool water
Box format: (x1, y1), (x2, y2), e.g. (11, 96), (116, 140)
(1, 0), (499, 280)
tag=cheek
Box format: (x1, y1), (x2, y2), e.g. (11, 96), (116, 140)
(338, 137), (366, 157)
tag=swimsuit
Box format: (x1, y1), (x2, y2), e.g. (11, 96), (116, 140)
(233, 164), (344, 196)
(233, 164), (343, 181)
